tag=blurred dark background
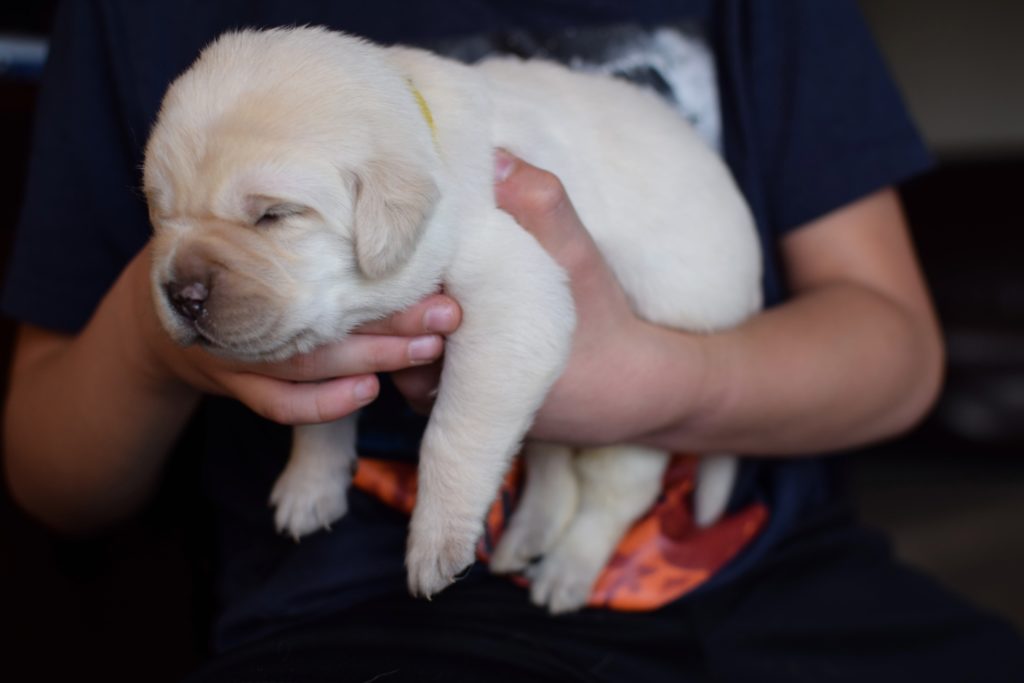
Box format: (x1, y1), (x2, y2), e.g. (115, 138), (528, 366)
(1, 2), (1021, 680)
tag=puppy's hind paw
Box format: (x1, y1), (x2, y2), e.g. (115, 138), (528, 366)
(490, 487), (576, 573)
(490, 521), (542, 574)
(489, 533), (532, 575)
(526, 545), (601, 615)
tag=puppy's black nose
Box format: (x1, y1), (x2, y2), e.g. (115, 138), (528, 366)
(166, 281), (209, 323)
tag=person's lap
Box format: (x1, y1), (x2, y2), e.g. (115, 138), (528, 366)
(692, 506), (1024, 682)
(187, 505), (1024, 682)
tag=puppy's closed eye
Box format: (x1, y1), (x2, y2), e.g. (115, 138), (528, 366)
(246, 194), (310, 227)
(256, 203), (308, 226)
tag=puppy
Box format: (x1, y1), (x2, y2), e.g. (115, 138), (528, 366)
(144, 27), (762, 609)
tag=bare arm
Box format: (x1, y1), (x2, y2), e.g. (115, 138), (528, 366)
(393, 152), (943, 455)
(634, 188), (945, 454)
(3, 246), (461, 534)
(4, 252), (198, 533)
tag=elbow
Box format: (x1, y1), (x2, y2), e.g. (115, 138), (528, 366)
(4, 480), (126, 539)
(4, 452), (86, 537)
(886, 318), (947, 439)
(4, 459), (69, 535)
(3, 435), (128, 539)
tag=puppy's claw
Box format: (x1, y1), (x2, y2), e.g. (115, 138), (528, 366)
(405, 519), (480, 599)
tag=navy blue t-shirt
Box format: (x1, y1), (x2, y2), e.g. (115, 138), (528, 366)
(2, 0), (930, 651)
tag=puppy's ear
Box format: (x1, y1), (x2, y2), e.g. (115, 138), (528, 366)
(352, 159), (439, 279)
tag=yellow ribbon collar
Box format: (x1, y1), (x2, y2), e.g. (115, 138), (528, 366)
(407, 80), (439, 149)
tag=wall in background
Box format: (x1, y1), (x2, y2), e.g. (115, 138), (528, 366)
(857, 0), (1024, 632)
(859, 0), (1024, 159)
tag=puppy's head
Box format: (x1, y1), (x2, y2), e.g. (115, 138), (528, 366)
(144, 28), (440, 360)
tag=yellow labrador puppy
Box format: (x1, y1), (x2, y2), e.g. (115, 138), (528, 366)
(144, 27), (761, 611)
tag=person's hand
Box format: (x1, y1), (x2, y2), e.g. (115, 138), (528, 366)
(130, 246), (462, 425)
(393, 150), (680, 444)
(492, 150), (675, 444)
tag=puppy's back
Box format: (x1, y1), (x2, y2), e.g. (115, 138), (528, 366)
(477, 57), (762, 331)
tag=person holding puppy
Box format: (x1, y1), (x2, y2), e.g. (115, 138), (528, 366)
(4, 1), (1023, 681)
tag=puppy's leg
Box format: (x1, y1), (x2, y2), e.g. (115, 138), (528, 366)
(490, 442), (578, 573)
(270, 415), (358, 540)
(406, 218), (575, 598)
(529, 446), (669, 614)
(693, 454), (739, 527)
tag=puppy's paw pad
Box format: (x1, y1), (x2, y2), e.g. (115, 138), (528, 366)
(270, 470), (349, 540)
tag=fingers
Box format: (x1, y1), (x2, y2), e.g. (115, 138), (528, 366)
(493, 149), (599, 274)
(209, 332), (444, 423)
(257, 333), (444, 382)
(225, 372), (380, 425)
(195, 293), (459, 422)
(218, 292), (459, 382)
(356, 293), (461, 336)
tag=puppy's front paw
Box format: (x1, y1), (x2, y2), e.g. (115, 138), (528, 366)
(270, 465), (349, 540)
(405, 510), (480, 599)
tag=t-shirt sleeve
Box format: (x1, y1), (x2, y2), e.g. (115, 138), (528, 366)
(1, 1), (151, 334)
(722, 0), (932, 234)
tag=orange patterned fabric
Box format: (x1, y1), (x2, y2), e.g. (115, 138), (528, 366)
(352, 453), (767, 610)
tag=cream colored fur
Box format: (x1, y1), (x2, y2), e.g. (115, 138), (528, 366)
(144, 27), (762, 608)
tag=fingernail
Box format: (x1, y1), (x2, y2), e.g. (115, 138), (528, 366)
(494, 149), (515, 182)
(409, 335), (442, 362)
(424, 304), (456, 333)
(353, 378), (377, 403)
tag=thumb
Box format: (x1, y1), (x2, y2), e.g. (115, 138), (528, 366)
(493, 149), (588, 259)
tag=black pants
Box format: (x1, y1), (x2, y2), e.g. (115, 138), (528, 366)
(187, 506), (1024, 682)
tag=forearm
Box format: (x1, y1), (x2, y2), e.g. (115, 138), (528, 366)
(502, 179), (944, 457)
(5, 246), (462, 533)
(3, 254), (200, 533)
(633, 281), (944, 455)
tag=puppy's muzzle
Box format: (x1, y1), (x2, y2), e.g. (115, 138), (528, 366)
(158, 245), (290, 355)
